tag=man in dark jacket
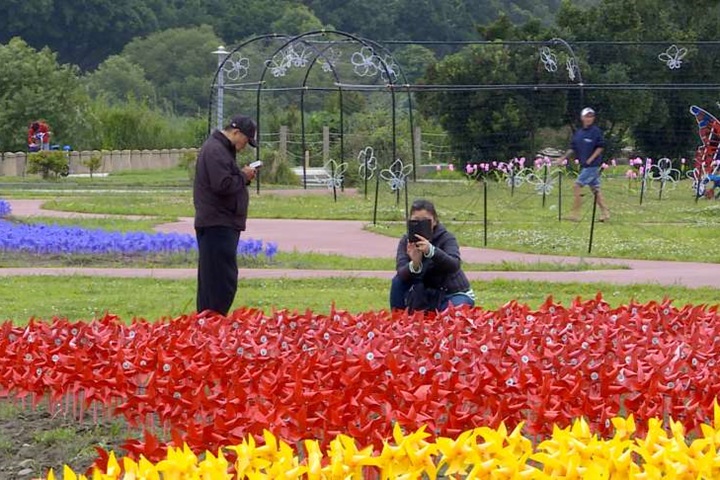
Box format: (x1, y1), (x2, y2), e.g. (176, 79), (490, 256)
(390, 199), (475, 311)
(194, 115), (258, 315)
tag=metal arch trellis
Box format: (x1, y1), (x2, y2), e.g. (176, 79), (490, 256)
(298, 41), (345, 191)
(253, 29), (414, 221)
(255, 29), (401, 164)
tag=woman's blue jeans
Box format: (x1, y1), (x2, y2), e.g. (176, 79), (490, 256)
(389, 275), (475, 311)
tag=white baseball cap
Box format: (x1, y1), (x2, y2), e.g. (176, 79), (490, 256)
(581, 107), (596, 117)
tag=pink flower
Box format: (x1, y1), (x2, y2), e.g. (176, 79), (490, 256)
(574, 159), (580, 165)
(448, 164), (455, 172)
(681, 158), (687, 165)
(466, 164), (474, 174)
(561, 158), (568, 166)
(483, 163), (490, 172)
(519, 157), (526, 167)
(492, 161), (498, 167)
(639, 166), (645, 175)
(625, 169), (637, 179)
(611, 159), (617, 167)
(436, 165), (442, 171)
(601, 163), (609, 170)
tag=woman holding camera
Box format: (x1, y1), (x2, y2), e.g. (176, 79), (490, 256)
(390, 199), (475, 312)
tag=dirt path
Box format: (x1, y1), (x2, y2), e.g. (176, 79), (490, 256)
(4, 199), (720, 288)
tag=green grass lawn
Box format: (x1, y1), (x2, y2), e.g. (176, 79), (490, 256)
(0, 167), (192, 188)
(0, 248), (625, 271)
(28, 178), (720, 262)
(0, 276), (717, 323)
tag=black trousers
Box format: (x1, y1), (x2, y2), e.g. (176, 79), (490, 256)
(196, 226), (240, 315)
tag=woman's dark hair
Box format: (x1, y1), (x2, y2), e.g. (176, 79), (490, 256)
(410, 199), (438, 221)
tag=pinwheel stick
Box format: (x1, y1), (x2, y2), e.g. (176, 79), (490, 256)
(588, 190), (598, 254)
(639, 168), (647, 205)
(558, 171), (563, 222)
(331, 161), (337, 203)
(483, 179), (489, 247)
(542, 164), (549, 208)
(659, 177), (665, 200)
(372, 169), (381, 225)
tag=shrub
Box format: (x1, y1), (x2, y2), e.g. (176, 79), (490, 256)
(83, 155), (103, 179)
(260, 149), (300, 186)
(179, 151), (198, 181)
(27, 151), (69, 179)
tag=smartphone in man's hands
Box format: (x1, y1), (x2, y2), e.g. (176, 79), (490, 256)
(249, 160), (263, 170)
(407, 219), (432, 243)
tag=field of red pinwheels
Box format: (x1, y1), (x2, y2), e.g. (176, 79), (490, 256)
(2, 297), (720, 477)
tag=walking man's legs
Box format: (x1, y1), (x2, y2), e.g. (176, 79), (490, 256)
(196, 226), (240, 315)
(570, 183), (583, 220)
(594, 187), (610, 221)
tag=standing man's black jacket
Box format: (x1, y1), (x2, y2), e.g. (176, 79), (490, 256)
(395, 224), (471, 294)
(194, 130), (250, 231)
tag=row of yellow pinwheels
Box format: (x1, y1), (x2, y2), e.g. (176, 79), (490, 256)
(52, 409), (720, 479)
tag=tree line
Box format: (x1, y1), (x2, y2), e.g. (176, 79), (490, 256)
(2, 0), (719, 160)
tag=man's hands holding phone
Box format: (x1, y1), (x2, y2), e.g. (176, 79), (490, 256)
(241, 161), (262, 182)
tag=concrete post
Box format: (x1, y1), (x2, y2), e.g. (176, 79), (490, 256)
(279, 125), (288, 163)
(323, 125), (330, 165)
(413, 126), (422, 166)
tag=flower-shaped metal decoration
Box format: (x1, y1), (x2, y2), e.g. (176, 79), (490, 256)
(222, 53), (250, 81)
(539, 47), (558, 73)
(658, 45), (688, 70)
(380, 159), (413, 191)
(351, 47), (380, 77)
(650, 158), (681, 186)
(376, 54), (399, 83)
(324, 160), (348, 190)
(357, 146), (378, 180)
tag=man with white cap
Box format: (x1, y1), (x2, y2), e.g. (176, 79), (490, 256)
(559, 107), (610, 222)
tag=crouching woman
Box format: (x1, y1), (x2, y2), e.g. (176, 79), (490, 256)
(390, 199), (475, 312)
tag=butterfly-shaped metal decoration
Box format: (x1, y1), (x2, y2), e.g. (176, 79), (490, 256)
(318, 48), (341, 73)
(566, 57), (577, 81)
(539, 47), (558, 73)
(265, 44), (310, 78)
(357, 146), (378, 180)
(324, 160), (347, 190)
(223, 53), (250, 81)
(658, 45), (688, 70)
(380, 159), (413, 191)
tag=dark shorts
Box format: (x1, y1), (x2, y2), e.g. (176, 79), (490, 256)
(576, 166), (601, 190)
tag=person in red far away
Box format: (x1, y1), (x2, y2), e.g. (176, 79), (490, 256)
(28, 121), (51, 151)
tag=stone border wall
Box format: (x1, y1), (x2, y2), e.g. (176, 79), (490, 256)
(0, 148), (198, 177)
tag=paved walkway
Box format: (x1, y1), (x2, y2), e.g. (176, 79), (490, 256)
(4, 199), (719, 288)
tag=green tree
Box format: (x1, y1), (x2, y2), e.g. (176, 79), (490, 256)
(271, 4), (325, 35)
(392, 45), (437, 83)
(418, 39), (568, 161)
(210, 0), (292, 43)
(0, 0), (164, 69)
(0, 38), (87, 152)
(556, 0), (720, 158)
(85, 55), (156, 104)
(121, 25), (222, 115)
